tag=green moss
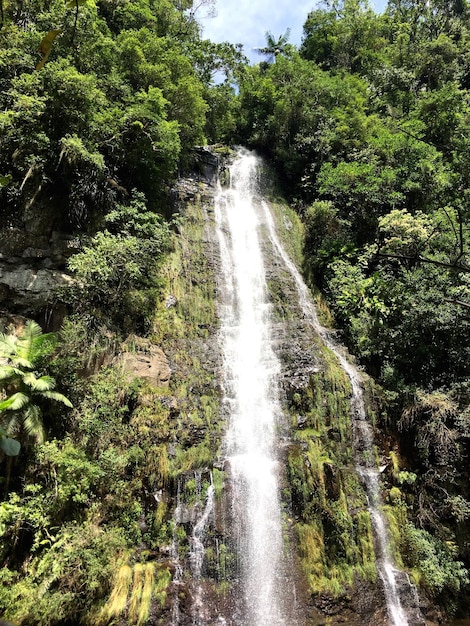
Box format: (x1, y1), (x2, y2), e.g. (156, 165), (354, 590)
(172, 441), (214, 475)
(389, 451), (400, 480)
(212, 468), (225, 501)
(152, 196), (217, 345)
(267, 278), (296, 321)
(355, 510), (376, 569)
(269, 200), (305, 269)
(281, 292), (385, 598)
(383, 504), (407, 568)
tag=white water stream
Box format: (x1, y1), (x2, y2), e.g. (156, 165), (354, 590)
(215, 151), (288, 625)
(190, 477), (215, 625)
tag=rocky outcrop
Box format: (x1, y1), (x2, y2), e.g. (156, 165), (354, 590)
(0, 228), (80, 264)
(114, 341), (171, 387)
(191, 147), (219, 184)
(0, 263), (73, 313)
(0, 224), (80, 317)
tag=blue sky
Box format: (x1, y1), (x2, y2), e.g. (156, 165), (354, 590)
(200, 0), (388, 63)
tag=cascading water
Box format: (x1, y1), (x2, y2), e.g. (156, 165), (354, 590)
(171, 472), (217, 626)
(170, 480), (184, 626)
(261, 193), (424, 626)
(214, 150), (291, 625)
(178, 147), (424, 625)
(189, 475), (215, 625)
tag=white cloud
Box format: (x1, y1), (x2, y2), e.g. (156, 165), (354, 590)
(200, 0), (388, 63)
(200, 0), (318, 62)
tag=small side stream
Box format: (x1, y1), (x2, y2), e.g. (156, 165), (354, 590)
(262, 199), (424, 626)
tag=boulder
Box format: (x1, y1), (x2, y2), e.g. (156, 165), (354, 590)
(114, 339), (171, 387)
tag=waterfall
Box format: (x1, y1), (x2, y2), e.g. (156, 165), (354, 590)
(214, 150), (289, 625)
(261, 196), (424, 626)
(178, 146), (425, 625)
(171, 473), (216, 626)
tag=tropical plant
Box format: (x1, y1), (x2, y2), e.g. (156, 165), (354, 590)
(0, 321), (72, 444)
(254, 28), (291, 62)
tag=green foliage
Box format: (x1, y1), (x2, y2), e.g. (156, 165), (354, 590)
(35, 438), (104, 509)
(0, 521), (128, 625)
(303, 200), (348, 283)
(301, 1), (387, 75)
(98, 560), (171, 626)
(254, 28), (292, 63)
(237, 52), (370, 199)
(404, 524), (469, 601)
(379, 208), (434, 256)
(0, 321), (72, 445)
(3, 0), (470, 618)
(0, 0), (236, 224)
(0, 430), (20, 456)
(66, 192), (171, 332)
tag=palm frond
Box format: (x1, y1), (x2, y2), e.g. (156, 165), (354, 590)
(255, 28), (291, 60)
(265, 30), (275, 47)
(0, 392), (29, 411)
(39, 390), (73, 408)
(29, 332), (58, 362)
(23, 405), (45, 443)
(17, 320), (57, 363)
(23, 373), (56, 391)
(0, 365), (23, 380)
(0, 412), (21, 437)
(16, 320), (43, 360)
(11, 356), (34, 369)
(0, 334), (18, 359)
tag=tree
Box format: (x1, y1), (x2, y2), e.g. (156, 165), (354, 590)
(301, 1), (386, 75)
(254, 28), (291, 63)
(66, 192), (171, 332)
(0, 321), (72, 444)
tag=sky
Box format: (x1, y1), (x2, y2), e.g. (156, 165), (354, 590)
(200, 0), (388, 63)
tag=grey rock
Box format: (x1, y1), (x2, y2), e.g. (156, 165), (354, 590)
(0, 264), (73, 310)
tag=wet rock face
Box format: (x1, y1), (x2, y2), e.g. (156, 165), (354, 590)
(170, 146), (224, 216)
(192, 147), (220, 185)
(307, 583), (389, 626)
(0, 145), (222, 320)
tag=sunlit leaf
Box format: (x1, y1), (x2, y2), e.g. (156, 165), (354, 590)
(23, 373), (56, 391)
(65, 0), (86, 8)
(40, 390), (73, 408)
(0, 333), (18, 359)
(36, 30), (62, 71)
(0, 174), (12, 188)
(0, 392), (29, 411)
(23, 405), (45, 443)
(0, 365), (22, 380)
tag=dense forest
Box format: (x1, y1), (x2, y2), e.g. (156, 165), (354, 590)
(1, 0), (470, 623)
